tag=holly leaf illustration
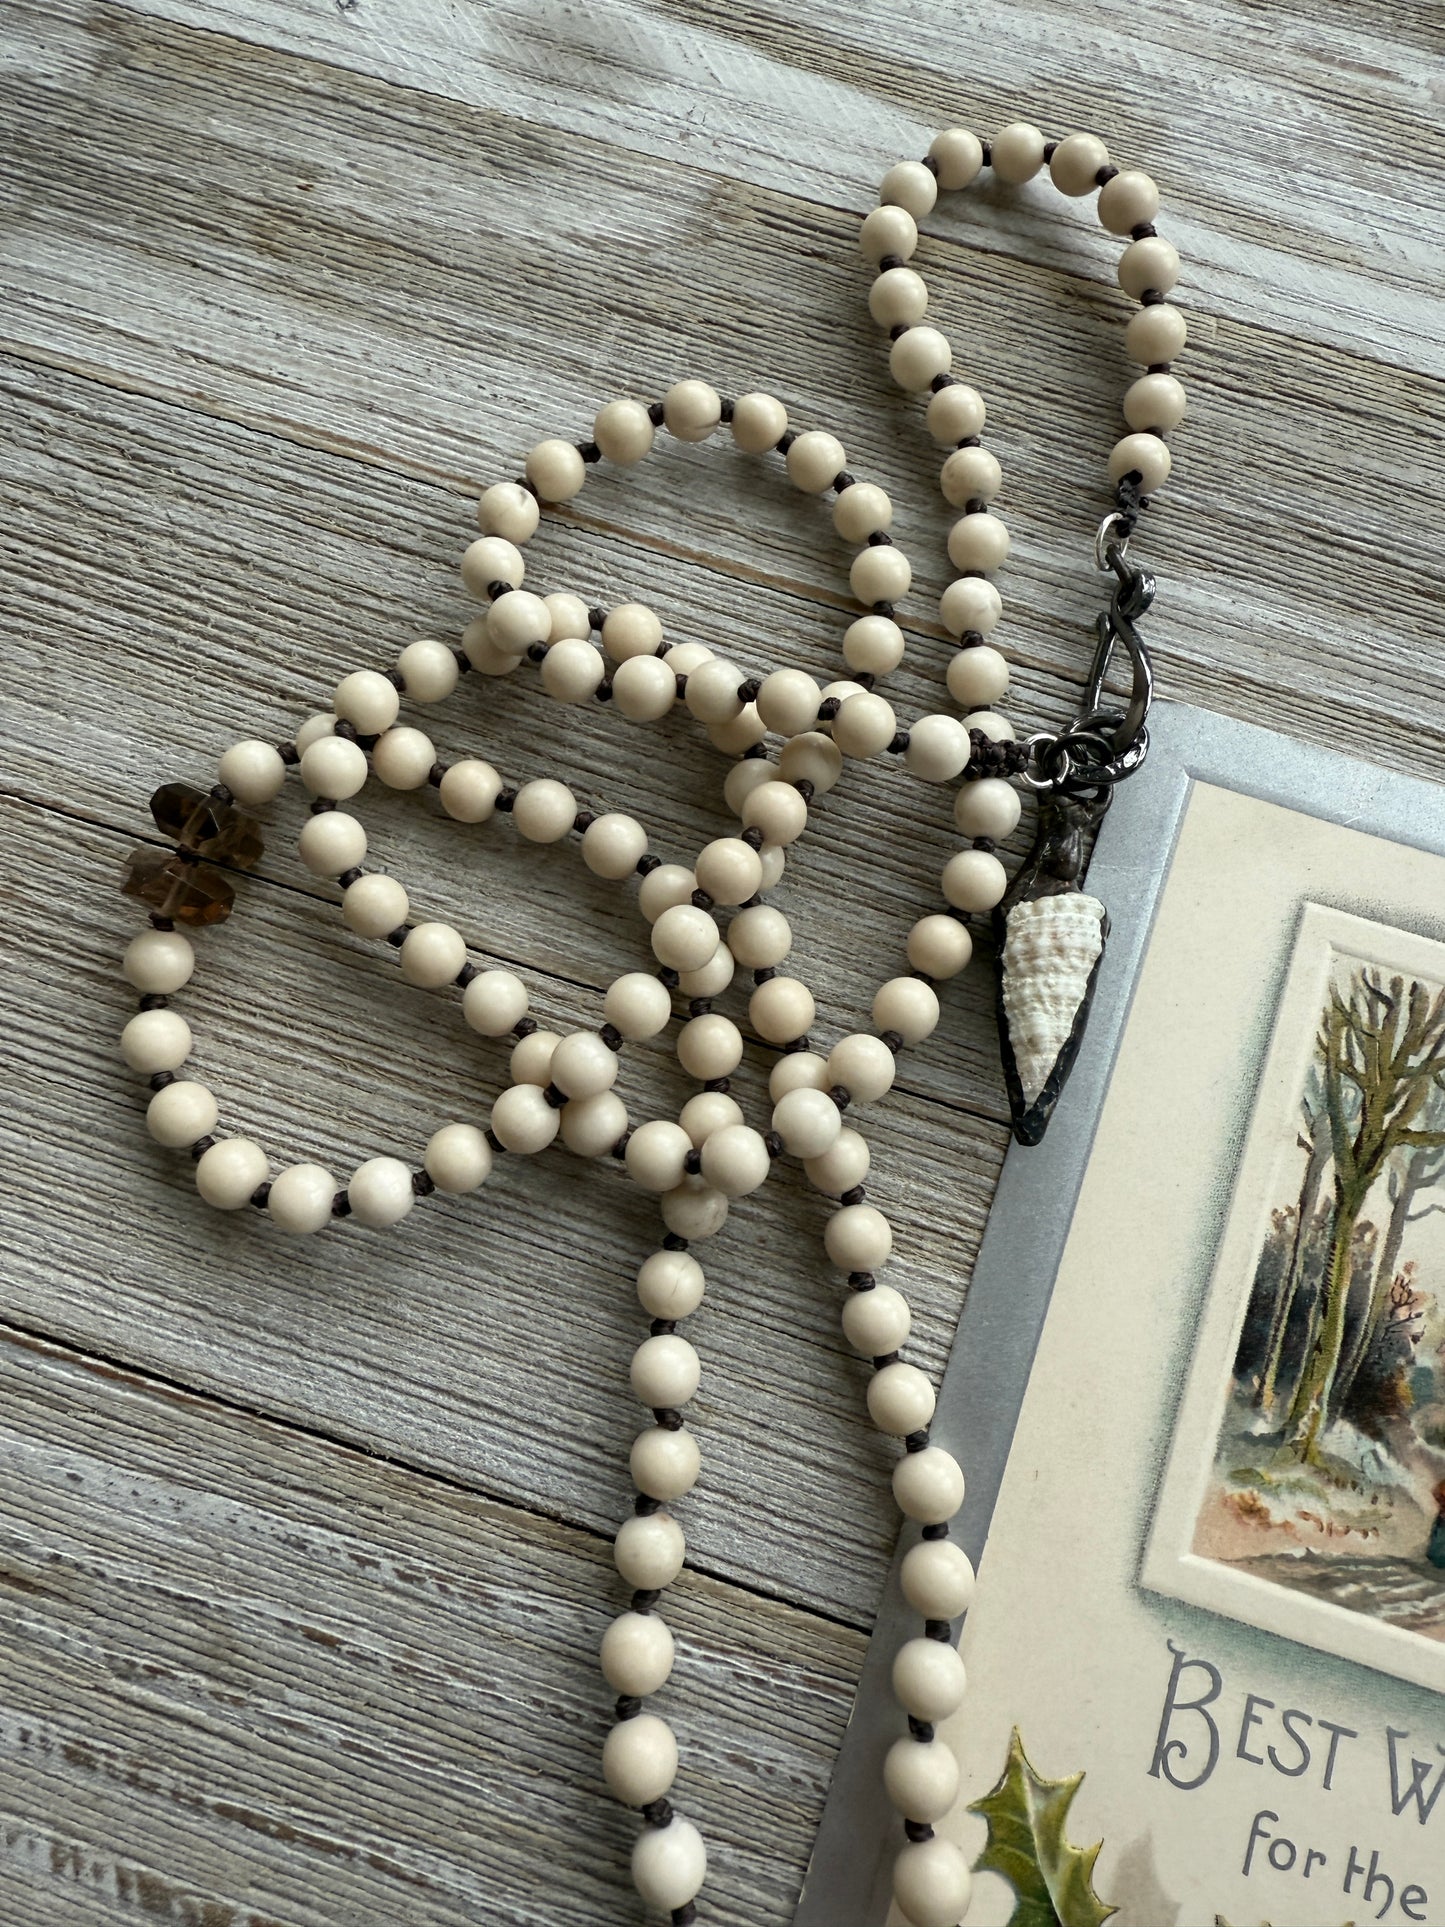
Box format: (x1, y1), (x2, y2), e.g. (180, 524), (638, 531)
(968, 1727), (1116, 1927)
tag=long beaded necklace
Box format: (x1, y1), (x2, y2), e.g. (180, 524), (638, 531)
(114, 117), (1180, 1927)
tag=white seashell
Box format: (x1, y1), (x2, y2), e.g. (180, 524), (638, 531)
(1000, 893), (1107, 1108)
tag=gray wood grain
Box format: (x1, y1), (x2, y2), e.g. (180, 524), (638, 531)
(0, 1324), (862, 1926)
(0, 0), (1442, 1918)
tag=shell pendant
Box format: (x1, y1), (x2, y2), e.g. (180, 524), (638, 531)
(993, 794), (1111, 1145)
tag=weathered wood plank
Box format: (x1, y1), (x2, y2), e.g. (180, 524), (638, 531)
(0, 1324), (864, 1924)
(70, 0), (1445, 375)
(0, 791), (1004, 1625)
(3, 3), (1443, 798)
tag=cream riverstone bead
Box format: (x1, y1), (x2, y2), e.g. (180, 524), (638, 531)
(217, 738), (286, 805)
(602, 1712), (678, 1807)
(842, 615), (905, 678)
(372, 726), (435, 791)
(525, 437), (586, 501)
(695, 836), (762, 906)
(396, 638), (459, 704)
(1119, 235), (1181, 299)
(476, 481), (539, 544)
(894, 1444), (967, 1523)
(560, 1091), (628, 1158)
(602, 602), (664, 661)
(905, 714), (970, 782)
(146, 1080), (217, 1149)
(593, 397), (655, 465)
(769, 1052), (829, 1101)
(680, 945), (735, 1008)
(462, 618), (523, 678)
(614, 1510), (686, 1590)
(424, 1123), (493, 1194)
(510, 1029), (558, 1086)
(946, 644), (1009, 707)
(121, 1008), (193, 1074)
(730, 390), (788, 453)
(833, 691), (897, 759)
(900, 1538), (976, 1619)
(297, 812), (363, 886)
(631, 1333), (701, 1409)
(544, 592), (592, 640)
(893, 1837), (972, 1927)
(940, 575), (1003, 638)
(946, 511), (1010, 573)
(1125, 301), (1187, 365)
(550, 1030), (620, 1099)
(334, 669), (399, 736)
(849, 543), (911, 606)
(880, 159), (938, 220)
(755, 668), (822, 738)
(631, 1818), (707, 1912)
(488, 588), (552, 656)
(348, 1156), (415, 1229)
(873, 976), (940, 1043)
(1099, 167), (1161, 235)
(803, 1126), (870, 1198)
(787, 430), (847, 493)
(926, 383), (985, 446)
(868, 267), (928, 329)
(300, 734), (368, 801)
(683, 657), (744, 724)
(605, 972), (672, 1042)
(661, 1177), (730, 1241)
(400, 922), (467, 989)
(941, 445), (1002, 507)
(626, 1120), (692, 1194)
(867, 1360), (935, 1435)
(750, 975), (815, 1044)
(991, 120), (1046, 184)
(907, 913), (974, 979)
(833, 483), (894, 545)
(890, 326), (952, 390)
(342, 874), (408, 940)
(893, 1637), (967, 1722)
(123, 927), (195, 994)
(613, 654), (675, 721)
(267, 1161), (335, 1234)
(828, 1033), (897, 1104)
(942, 847), (1009, 912)
(601, 1612), (676, 1697)
(825, 1202), (895, 1273)
(676, 1013), (744, 1082)
(512, 778), (576, 842)
(460, 535), (525, 596)
(490, 1082), (560, 1155)
(195, 1137), (269, 1210)
(639, 864), (697, 923)
(438, 759), (502, 823)
(1124, 371), (1188, 432)
(841, 1281), (909, 1355)
(779, 731), (844, 796)
(583, 812), (649, 880)
(679, 1091), (743, 1148)
(636, 1249), (706, 1321)
(727, 903), (791, 970)
(1049, 130), (1109, 196)
(859, 203), (917, 262)
(929, 126), (983, 189)
(953, 775), (1021, 841)
(1109, 431), (1172, 491)
(700, 1124), (771, 1198)
(707, 704), (766, 756)
(884, 1737), (961, 1824)
(631, 1423), (703, 1501)
(294, 712), (337, 754)
(965, 708), (1016, 743)
(663, 378), (722, 442)
(462, 968), (528, 1036)
(771, 1085), (843, 1160)
(541, 638), (606, 704)
(742, 780), (807, 846)
(651, 903), (719, 973)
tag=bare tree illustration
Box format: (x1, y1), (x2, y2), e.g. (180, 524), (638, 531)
(1257, 1067), (1332, 1415)
(1285, 971), (1445, 1462)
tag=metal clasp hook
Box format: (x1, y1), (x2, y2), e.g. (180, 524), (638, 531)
(1083, 546), (1155, 762)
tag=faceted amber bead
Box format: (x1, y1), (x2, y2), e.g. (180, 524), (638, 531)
(122, 847), (236, 925)
(149, 783), (265, 869)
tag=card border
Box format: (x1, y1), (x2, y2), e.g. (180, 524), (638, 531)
(796, 700), (1445, 1926)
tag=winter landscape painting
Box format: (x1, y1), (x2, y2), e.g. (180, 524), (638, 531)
(1144, 903), (1445, 1694)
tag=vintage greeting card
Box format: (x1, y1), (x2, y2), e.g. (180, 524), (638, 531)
(801, 704), (1445, 1927)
